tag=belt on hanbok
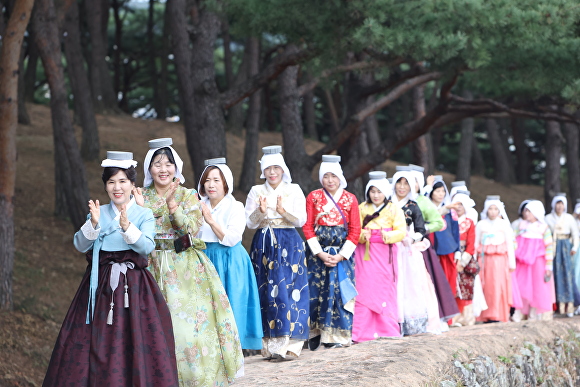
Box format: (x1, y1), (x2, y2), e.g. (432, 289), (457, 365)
(107, 261), (135, 325)
(555, 234), (571, 240)
(154, 238), (206, 290)
(363, 227), (392, 261)
(261, 220), (279, 247)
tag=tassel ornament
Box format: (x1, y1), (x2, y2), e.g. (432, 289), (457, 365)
(107, 301), (114, 325)
(124, 284), (129, 308)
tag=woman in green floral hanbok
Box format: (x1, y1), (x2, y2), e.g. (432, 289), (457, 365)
(136, 138), (244, 387)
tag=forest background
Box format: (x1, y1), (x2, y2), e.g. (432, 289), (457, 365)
(1, 0), (580, 384)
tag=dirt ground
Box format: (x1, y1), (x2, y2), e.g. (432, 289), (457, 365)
(0, 103), (547, 386)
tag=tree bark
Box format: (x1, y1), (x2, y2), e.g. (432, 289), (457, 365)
(544, 115), (563, 209)
(147, 0), (160, 118)
(511, 117), (529, 184)
(411, 85), (435, 174)
(471, 135), (485, 176)
(486, 118), (513, 185)
(85, 0), (117, 112)
(238, 37), (261, 193)
(157, 2), (169, 119)
(0, 0), (34, 311)
(279, 45), (315, 192)
(455, 91), (474, 185)
(17, 50), (30, 124)
(23, 30), (38, 102)
(222, 18), (234, 89)
(303, 74), (318, 140)
(226, 41), (249, 136)
(562, 109), (580, 207)
(33, 0), (90, 229)
(64, 0), (100, 161)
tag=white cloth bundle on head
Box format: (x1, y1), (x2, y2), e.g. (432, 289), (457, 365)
(481, 198), (509, 223)
(143, 138), (185, 187)
(551, 195), (567, 214)
(525, 200), (546, 224)
(391, 171), (417, 206)
(259, 146), (292, 184)
(454, 193), (475, 210)
(575, 202), (580, 215)
(101, 151), (138, 169)
(450, 183), (468, 200)
(319, 156), (347, 189)
(365, 171), (391, 201)
(408, 164), (425, 191)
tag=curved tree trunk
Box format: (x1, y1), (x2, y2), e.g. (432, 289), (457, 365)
(238, 37), (261, 193)
(64, 0), (100, 161)
(34, 0), (89, 229)
(411, 85), (435, 174)
(455, 91), (474, 185)
(0, 0), (34, 310)
(544, 114), (563, 209)
(23, 30), (39, 103)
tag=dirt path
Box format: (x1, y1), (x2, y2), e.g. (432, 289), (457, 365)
(235, 318), (580, 386)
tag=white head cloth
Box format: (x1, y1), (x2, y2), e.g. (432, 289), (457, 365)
(430, 177), (450, 206)
(454, 193), (475, 211)
(143, 138), (185, 187)
(101, 151), (138, 169)
(319, 155), (347, 189)
(575, 201), (580, 215)
(259, 145), (292, 184)
(518, 199), (531, 218)
(551, 194), (567, 214)
(481, 196), (509, 222)
(408, 164), (425, 193)
(391, 170), (417, 205)
(197, 158), (235, 197)
(525, 200), (546, 224)
(365, 171), (391, 201)
(450, 181), (468, 200)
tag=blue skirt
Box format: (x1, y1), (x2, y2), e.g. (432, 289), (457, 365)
(250, 228), (309, 341)
(554, 239), (574, 303)
(306, 225), (354, 342)
(204, 242), (263, 350)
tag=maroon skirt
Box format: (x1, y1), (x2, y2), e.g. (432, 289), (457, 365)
(422, 246), (460, 319)
(43, 250), (178, 387)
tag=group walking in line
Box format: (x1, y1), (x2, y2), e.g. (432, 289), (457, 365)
(43, 139), (580, 386)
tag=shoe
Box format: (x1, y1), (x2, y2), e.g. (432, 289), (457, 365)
(323, 343), (343, 349)
(567, 313), (574, 318)
(308, 335), (321, 351)
(270, 354), (294, 362)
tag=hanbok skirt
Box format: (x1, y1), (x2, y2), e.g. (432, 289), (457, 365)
(307, 225), (355, 345)
(43, 250), (179, 387)
(353, 230), (399, 342)
(422, 246), (459, 319)
(397, 239), (441, 335)
(204, 242), (263, 350)
(574, 249), (580, 306)
(515, 236), (556, 315)
(250, 227), (309, 357)
(148, 240), (244, 387)
(553, 239), (574, 304)
(476, 243), (512, 322)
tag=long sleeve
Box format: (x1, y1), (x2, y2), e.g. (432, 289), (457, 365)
(464, 220), (475, 256)
(410, 204), (427, 237)
(417, 195), (444, 233)
(129, 210), (156, 256)
(282, 184), (307, 227)
(304, 191), (322, 255)
(340, 194), (361, 259)
(171, 189), (203, 237)
(504, 221), (516, 270)
(570, 214), (579, 252)
(74, 215), (98, 253)
(218, 201), (246, 247)
(382, 205), (406, 244)
(245, 186), (264, 229)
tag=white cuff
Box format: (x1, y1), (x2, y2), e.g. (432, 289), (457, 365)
(412, 232), (423, 243)
(81, 219), (100, 240)
(119, 222), (142, 244)
(454, 251), (461, 261)
(339, 240), (357, 260)
(307, 237), (323, 256)
(460, 252), (472, 267)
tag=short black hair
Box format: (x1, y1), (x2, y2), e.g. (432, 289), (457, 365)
(429, 181), (445, 200)
(102, 166), (137, 185)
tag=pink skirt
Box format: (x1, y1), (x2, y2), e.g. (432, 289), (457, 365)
(353, 230), (400, 342)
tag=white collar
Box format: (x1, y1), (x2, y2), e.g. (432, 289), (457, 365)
(111, 197), (135, 219)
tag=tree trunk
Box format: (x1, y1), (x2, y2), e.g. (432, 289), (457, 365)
(264, 83), (275, 132)
(33, 0), (90, 229)
(222, 18), (234, 89)
(511, 117), (529, 184)
(23, 31), (38, 102)
(0, 0), (34, 311)
(17, 50), (30, 124)
(279, 45), (315, 192)
(562, 110), (580, 207)
(225, 40), (249, 136)
(157, 3), (169, 119)
(498, 118), (517, 182)
(544, 115), (563, 209)
(455, 91), (474, 185)
(238, 37), (261, 193)
(111, 0), (122, 105)
(303, 74), (318, 140)
(471, 134), (485, 176)
(411, 85), (435, 174)
(64, 0), (100, 161)
(486, 118), (513, 185)
(86, 0), (117, 112)
(147, 0), (160, 118)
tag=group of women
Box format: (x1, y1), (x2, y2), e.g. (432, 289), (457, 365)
(42, 139), (580, 386)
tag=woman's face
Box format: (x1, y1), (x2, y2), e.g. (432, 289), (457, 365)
(322, 172), (340, 193)
(487, 204), (499, 220)
(523, 208), (537, 223)
(395, 178), (410, 200)
(456, 203), (466, 217)
(106, 170), (134, 209)
(368, 186), (386, 206)
(555, 201), (565, 215)
(204, 168), (225, 202)
(431, 186), (446, 204)
(149, 154), (176, 188)
(264, 165), (284, 188)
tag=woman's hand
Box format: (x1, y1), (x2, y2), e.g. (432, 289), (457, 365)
(89, 199), (100, 228)
(445, 201), (461, 210)
(426, 175), (435, 187)
(456, 262), (464, 273)
(165, 178), (180, 214)
(132, 187), (144, 206)
(317, 252), (337, 267)
(200, 202), (214, 225)
(259, 196), (267, 213)
(119, 204), (130, 232)
(361, 229), (371, 242)
(276, 196), (286, 215)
